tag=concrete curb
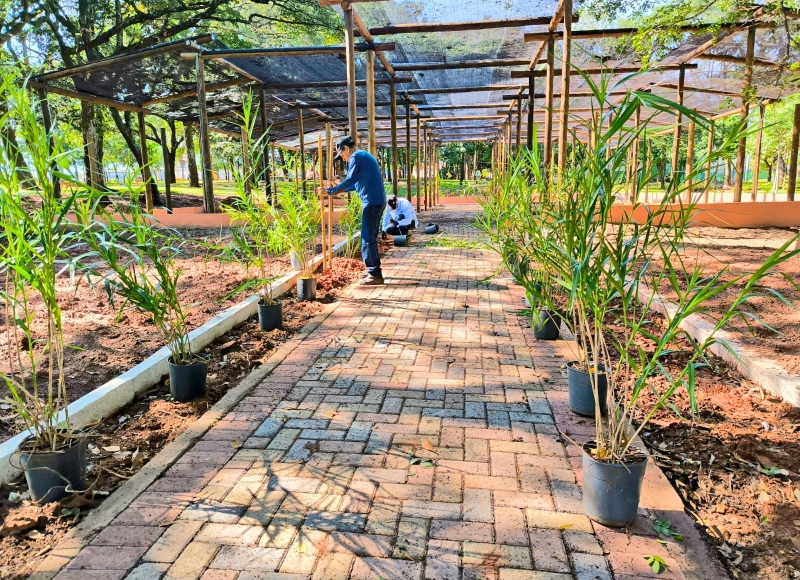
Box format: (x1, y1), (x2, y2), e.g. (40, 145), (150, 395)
(1, 233), (360, 484)
(638, 283), (800, 407)
(28, 291), (346, 580)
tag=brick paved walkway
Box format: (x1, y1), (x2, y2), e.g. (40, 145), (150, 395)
(46, 207), (722, 580)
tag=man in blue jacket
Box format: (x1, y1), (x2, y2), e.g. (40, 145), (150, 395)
(326, 136), (387, 285)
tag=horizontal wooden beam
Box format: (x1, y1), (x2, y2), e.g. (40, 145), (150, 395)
(365, 16), (565, 36)
(696, 53), (780, 68)
(290, 99), (421, 108)
(656, 82), (761, 98)
(509, 63), (697, 78)
(417, 102), (509, 110)
(319, 0), (381, 6)
(393, 58), (530, 71)
(141, 77), (252, 106)
(522, 20), (782, 42)
(198, 42), (395, 59)
(421, 115), (505, 121)
(405, 84), (522, 95)
(502, 89), (630, 100)
(262, 76), (412, 90)
(30, 81), (150, 113)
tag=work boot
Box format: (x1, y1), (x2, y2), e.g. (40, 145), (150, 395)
(359, 274), (384, 286)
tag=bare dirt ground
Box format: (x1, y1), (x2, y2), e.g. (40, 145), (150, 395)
(0, 255), (367, 580)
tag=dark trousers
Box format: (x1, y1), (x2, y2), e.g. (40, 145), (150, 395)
(361, 204), (384, 277)
(384, 220), (417, 236)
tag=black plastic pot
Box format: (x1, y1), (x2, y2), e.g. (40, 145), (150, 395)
(533, 309), (560, 340)
(258, 301), (283, 331)
(168, 357), (208, 402)
(393, 235), (408, 247)
(567, 361), (607, 417)
(297, 277), (317, 301)
(19, 437), (88, 504)
(582, 441), (648, 526)
(425, 224), (439, 234)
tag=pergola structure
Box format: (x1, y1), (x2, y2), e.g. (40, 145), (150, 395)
(31, 0), (800, 215)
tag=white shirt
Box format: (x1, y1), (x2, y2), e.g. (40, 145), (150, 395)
(382, 197), (417, 230)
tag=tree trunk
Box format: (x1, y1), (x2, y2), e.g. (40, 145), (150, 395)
(777, 155), (786, 189)
(168, 121), (181, 184)
(184, 124), (200, 187)
(0, 106), (35, 187)
(724, 159), (732, 187)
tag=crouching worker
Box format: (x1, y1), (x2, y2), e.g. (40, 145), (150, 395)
(382, 194), (418, 236)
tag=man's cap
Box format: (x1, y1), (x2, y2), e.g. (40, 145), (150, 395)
(334, 135), (356, 159)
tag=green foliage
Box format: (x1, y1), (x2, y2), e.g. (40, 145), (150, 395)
(652, 519), (684, 541)
(0, 79), (84, 451)
(271, 186), (320, 278)
(644, 555), (669, 574)
(339, 193), (362, 258)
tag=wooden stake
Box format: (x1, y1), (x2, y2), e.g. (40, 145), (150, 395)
(326, 123), (333, 264)
(423, 126), (429, 210)
(137, 110), (154, 212)
(241, 126), (252, 195)
(527, 75), (535, 149)
(787, 104), (800, 201)
(645, 139), (652, 203)
(516, 96), (522, 150)
(671, 66), (685, 182)
(298, 112), (306, 193)
(160, 127), (173, 211)
(734, 26), (756, 202)
(543, 35), (555, 170)
(751, 103), (764, 201)
(685, 117), (696, 202)
(704, 123), (715, 202)
(631, 104), (641, 202)
(196, 54), (215, 213)
(557, 0), (573, 173)
(416, 115), (421, 212)
(36, 87), (61, 198)
(258, 84), (271, 200)
(366, 50), (376, 155)
(318, 134), (325, 270)
(343, 3), (359, 144)
(390, 83), (399, 197)
(406, 95), (412, 201)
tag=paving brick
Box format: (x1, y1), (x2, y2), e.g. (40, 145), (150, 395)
(328, 532), (393, 557)
(66, 547), (147, 571)
(562, 530), (603, 555)
(392, 517), (429, 560)
(464, 475), (519, 491)
(494, 490), (552, 510)
(353, 468), (408, 483)
(195, 523), (263, 546)
(495, 507), (529, 546)
(53, 571), (127, 580)
(572, 552), (613, 580)
(126, 563), (170, 580)
(164, 542), (218, 580)
(304, 511), (366, 532)
(199, 571), (238, 580)
(350, 557), (423, 580)
(279, 529), (329, 575)
(525, 510), (593, 532)
(90, 525), (163, 547)
(376, 483), (433, 500)
(425, 539), (460, 580)
(365, 498), (402, 535)
(209, 546), (285, 571)
(462, 543), (533, 570)
(433, 471), (461, 503)
(238, 491), (286, 525)
(182, 502), (247, 523)
(312, 553), (354, 580)
(465, 438), (490, 462)
(259, 512), (303, 548)
(266, 476), (321, 493)
(143, 520), (203, 564)
(430, 520), (492, 543)
(529, 529), (569, 573)
(491, 452), (518, 478)
(464, 488), (493, 523)
(497, 571), (572, 580)
(401, 500), (461, 519)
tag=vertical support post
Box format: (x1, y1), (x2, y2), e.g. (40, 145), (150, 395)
(241, 126), (252, 195)
(270, 143), (278, 205)
(160, 127), (173, 211)
(543, 35), (555, 170)
(366, 50), (376, 155)
(516, 96), (522, 151)
(704, 122), (715, 202)
(734, 25), (756, 202)
(390, 83), (399, 197)
(787, 103), (800, 201)
(751, 103), (764, 201)
(416, 115), (421, 212)
(671, 65), (685, 182)
(318, 134), (326, 271)
(196, 54), (215, 213)
(527, 75), (535, 149)
(631, 104), (641, 202)
(423, 125), (428, 210)
(258, 84), (271, 199)
(645, 139), (652, 203)
(405, 95), (412, 201)
(685, 117), (696, 202)
(342, 2), (359, 144)
(137, 110), (154, 212)
(298, 112), (306, 193)
(37, 87), (61, 198)
(592, 110), (600, 152)
(326, 123), (333, 264)
(557, 0), (573, 173)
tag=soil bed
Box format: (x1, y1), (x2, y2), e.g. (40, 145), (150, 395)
(0, 256), (365, 580)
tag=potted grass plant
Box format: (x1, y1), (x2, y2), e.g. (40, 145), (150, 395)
(339, 193), (362, 259)
(0, 80), (89, 503)
(222, 93), (286, 330)
(271, 184), (321, 301)
(534, 71), (800, 526)
(75, 181), (206, 403)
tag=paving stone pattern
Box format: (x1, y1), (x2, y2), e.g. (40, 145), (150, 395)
(50, 208), (698, 580)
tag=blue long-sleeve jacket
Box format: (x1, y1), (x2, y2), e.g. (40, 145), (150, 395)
(326, 150), (386, 208)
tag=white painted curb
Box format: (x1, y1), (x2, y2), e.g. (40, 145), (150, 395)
(638, 283), (800, 407)
(0, 234), (360, 484)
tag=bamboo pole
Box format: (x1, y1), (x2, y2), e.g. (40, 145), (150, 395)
(160, 127), (173, 211)
(196, 54), (215, 213)
(241, 126), (252, 195)
(557, 0), (573, 173)
(423, 126), (429, 211)
(298, 112), (306, 193)
(416, 115), (421, 213)
(671, 66), (685, 182)
(406, 95), (412, 201)
(390, 83), (399, 197)
(631, 104), (641, 202)
(685, 117), (696, 202)
(343, 4), (359, 143)
(258, 84), (271, 200)
(366, 50), (376, 155)
(734, 26), (756, 202)
(36, 87), (61, 198)
(516, 96), (522, 151)
(137, 110), (154, 212)
(326, 123), (333, 265)
(645, 139), (652, 203)
(787, 104), (800, 201)
(543, 35), (555, 170)
(527, 75), (535, 149)
(704, 123), (715, 202)
(751, 103), (765, 201)
(318, 134), (326, 271)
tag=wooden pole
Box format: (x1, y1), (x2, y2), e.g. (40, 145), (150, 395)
(318, 134), (326, 270)
(343, 3), (359, 144)
(160, 127), (173, 211)
(787, 104), (800, 201)
(734, 26), (756, 202)
(326, 123), (333, 264)
(557, 0), (573, 173)
(416, 115), (421, 213)
(685, 117), (696, 202)
(423, 126), (429, 210)
(645, 139), (652, 203)
(298, 112), (306, 193)
(406, 96), (412, 201)
(241, 126), (252, 195)
(258, 84), (271, 200)
(631, 104), (641, 202)
(704, 123), (715, 202)
(196, 54), (215, 213)
(137, 110), (154, 212)
(390, 83), (399, 197)
(671, 66), (685, 183)
(527, 75), (535, 149)
(366, 50), (376, 155)
(270, 143), (278, 205)
(516, 96), (522, 151)
(751, 103), (765, 201)
(543, 35), (555, 171)
(36, 87), (61, 198)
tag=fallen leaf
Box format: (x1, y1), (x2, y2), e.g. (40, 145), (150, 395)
(298, 544), (308, 553)
(102, 445), (121, 453)
(130, 449), (145, 469)
(421, 438), (436, 453)
(27, 530), (45, 540)
(230, 440), (243, 449)
(558, 524), (573, 530)
(758, 491), (772, 503)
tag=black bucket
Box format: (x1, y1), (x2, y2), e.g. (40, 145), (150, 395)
(533, 309), (560, 340)
(425, 224), (439, 234)
(582, 441), (647, 526)
(393, 235), (408, 247)
(297, 277), (317, 301)
(19, 437), (88, 504)
(567, 361), (607, 417)
(168, 357), (208, 402)
(258, 301), (282, 331)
